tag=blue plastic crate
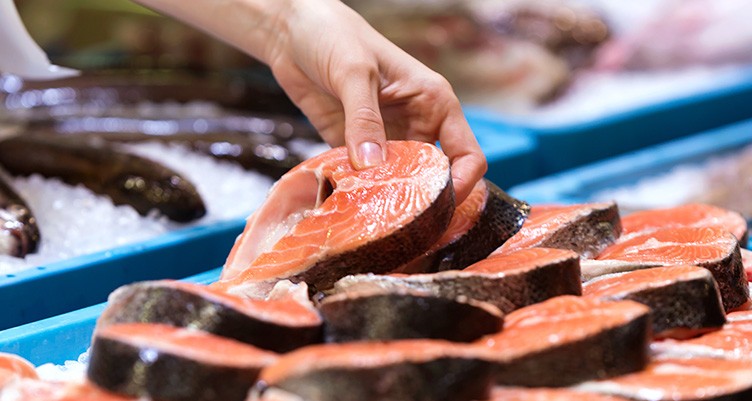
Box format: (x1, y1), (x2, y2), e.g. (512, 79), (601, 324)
(465, 67), (752, 177)
(508, 118), (752, 207)
(0, 268), (222, 366)
(0, 220), (244, 332)
(466, 116), (537, 190)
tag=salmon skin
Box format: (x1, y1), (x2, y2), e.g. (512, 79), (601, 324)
(584, 226), (749, 310)
(87, 323), (278, 401)
(251, 340), (493, 401)
(583, 265), (726, 339)
(215, 141), (455, 296)
(621, 203), (748, 246)
(475, 296), (651, 387)
(395, 178), (530, 273)
(318, 287), (504, 343)
(0, 173), (39, 257)
(96, 280), (322, 353)
(0, 134), (206, 222)
(574, 357), (752, 400)
(333, 247), (581, 314)
(494, 202), (621, 259)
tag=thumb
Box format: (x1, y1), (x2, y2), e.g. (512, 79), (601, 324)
(339, 69), (387, 170)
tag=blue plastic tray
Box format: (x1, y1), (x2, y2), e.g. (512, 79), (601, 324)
(466, 116), (537, 189)
(0, 268), (221, 366)
(465, 68), (752, 177)
(0, 220), (244, 332)
(508, 118), (752, 207)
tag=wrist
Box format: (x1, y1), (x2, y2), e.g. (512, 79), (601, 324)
(258, 0), (294, 65)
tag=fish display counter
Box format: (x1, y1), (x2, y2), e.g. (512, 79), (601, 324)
(467, 68), (752, 177)
(509, 117), (752, 250)
(0, 72), (537, 332)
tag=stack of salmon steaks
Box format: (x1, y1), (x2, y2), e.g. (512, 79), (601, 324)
(2, 140), (752, 401)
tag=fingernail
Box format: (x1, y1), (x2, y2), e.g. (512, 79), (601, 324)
(358, 142), (384, 168)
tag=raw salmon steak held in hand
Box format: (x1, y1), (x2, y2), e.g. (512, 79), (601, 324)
(215, 141), (455, 297)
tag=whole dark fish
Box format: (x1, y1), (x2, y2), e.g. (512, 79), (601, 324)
(57, 131), (302, 179)
(0, 135), (206, 223)
(0, 173), (40, 257)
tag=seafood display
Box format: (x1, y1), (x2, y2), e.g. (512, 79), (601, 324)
(0, 172), (39, 257)
(0, 72), (322, 268)
(0, 134), (206, 223)
(594, 143), (752, 223)
(4, 142), (752, 400)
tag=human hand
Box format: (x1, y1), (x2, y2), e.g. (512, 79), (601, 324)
(262, 0), (487, 202)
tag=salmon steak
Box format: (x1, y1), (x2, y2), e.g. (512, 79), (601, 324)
(485, 387), (628, 401)
(87, 323), (279, 401)
(318, 287), (504, 343)
(652, 319), (752, 360)
(476, 296), (651, 387)
(333, 247), (581, 314)
(0, 352), (38, 388)
(394, 178), (530, 273)
(214, 141), (455, 297)
(583, 226), (749, 310)
(493, 203), (621, 259)
(251, 340), (492, 401)
(583, 265), (726, 339)
(574, 357), (752, 400)
(96, 280), (322, 352)
(621, 203), (748, 245)
(0, 379), (136, 401)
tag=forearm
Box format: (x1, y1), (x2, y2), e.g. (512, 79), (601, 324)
(132, 0), (291, 64)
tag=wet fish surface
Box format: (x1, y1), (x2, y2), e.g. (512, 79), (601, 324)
(214, 141), (455, 297)
(0, 172), (39, 257)
(0, 134), (206, 222)
(583, 265), (726, 339)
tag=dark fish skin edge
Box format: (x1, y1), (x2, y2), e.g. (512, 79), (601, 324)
(446, 255), (582, 314)
(318, 291), (504, 343)
(257, 357), (493, 401)
(97, 282), (322, 353)
(698, 243), (749, 311)
(0, 134), (206, 223)
(0, 173), (40, 257)
(336, 253), (581, 315)
(595, 274), (726, 338)
(433, 179), (531, 272)
(488, 310), (651, 388)
(88, 335), (266, 401)
(294, 178), (456, 293)
(540, 203), (622, 259)
(55, 131), (303, 180)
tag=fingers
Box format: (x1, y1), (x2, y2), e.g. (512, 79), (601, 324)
(337, 66), (388, 170)
(438, 106), (488, 204)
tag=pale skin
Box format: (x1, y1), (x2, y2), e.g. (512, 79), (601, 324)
(133, 0), (487, 202)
